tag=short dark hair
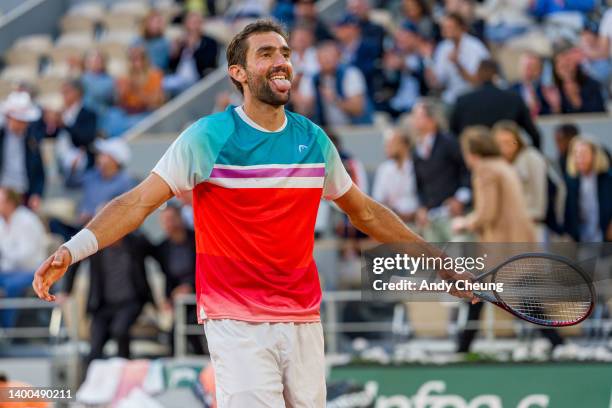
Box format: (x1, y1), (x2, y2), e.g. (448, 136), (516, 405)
(0, 187), (22, 208)
(477, 59), (498, 83)
(63, 79), (84, 96)
(445, 12), (466, 29)
(226, 19), (289, 94)
(555, 123), (580, 140)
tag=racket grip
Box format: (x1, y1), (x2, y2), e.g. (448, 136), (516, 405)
(473, 291), (496, 303)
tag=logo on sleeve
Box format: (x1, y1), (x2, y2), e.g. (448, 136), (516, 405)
(298, 145), (308, 153)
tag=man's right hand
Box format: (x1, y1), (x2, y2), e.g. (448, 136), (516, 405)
(32, 247), (72, 302)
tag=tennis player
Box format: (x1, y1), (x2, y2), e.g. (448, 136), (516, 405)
(33, 20), (472, 407)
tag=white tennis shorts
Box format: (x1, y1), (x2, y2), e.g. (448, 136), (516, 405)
(203, 319), (326, 408)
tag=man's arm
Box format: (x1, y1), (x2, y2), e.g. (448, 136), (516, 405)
(33, 173), (174, 301)
(334, 184), (467, 285)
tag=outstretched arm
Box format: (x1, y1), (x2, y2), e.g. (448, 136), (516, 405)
(334, 184), (424, 244)
(33, 173), (174, 301)
(335, 184), (475, 298)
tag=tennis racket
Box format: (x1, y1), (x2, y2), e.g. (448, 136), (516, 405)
(467, 253), (595, 327)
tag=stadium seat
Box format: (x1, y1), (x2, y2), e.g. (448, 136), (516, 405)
(11, 34), (53, 56)
(0, 66), (38, 85)
(165, 24), (185, 43)
(102, 13), (142, 32)
(107, 58), (129, 78)
(406, 302), (452, 338)
(67, 1), (106, 21)
(3, 48), (41, 69)
(55, 32), (95, 50)
(60, 14), (98, 35)
(0, 79), (15, 100)
(109, 1), (150, 19)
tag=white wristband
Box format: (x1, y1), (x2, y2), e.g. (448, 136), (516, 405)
(63, 229), (99, 265)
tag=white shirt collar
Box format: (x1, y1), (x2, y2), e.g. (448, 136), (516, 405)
(235, 105), (287, 132)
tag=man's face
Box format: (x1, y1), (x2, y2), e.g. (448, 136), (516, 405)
(95, 153), (119, 177)
(317, 44), (339, 73)
(519, 54), (542, 82)
(410, 104), (434, 135)
(384, 133), (406, 160)
(334, 24), (359, 44)
(62, 84), (80, 107)
(6, 116), (28, 135)
(290, 28), (313, 52)
(242, 32), (293, 106)
(441, 17), (462, 41)
(494, 129), (519, 162)
(574, 141), (594, 175)
(185, 12), (203, 33)
(160, 208), (184, 235)
(295, 1), (316, 19)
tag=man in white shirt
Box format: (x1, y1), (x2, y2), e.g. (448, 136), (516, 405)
(430, 13), (489, 105)
(0, 187), (47, 326)
(372, 128), (419, 222)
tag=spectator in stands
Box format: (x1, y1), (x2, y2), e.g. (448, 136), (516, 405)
(50, 139), (135, 242)
(429, 12), (489, 105)
(333, 14), (381, 93)
(578, 22), (611, 96)
(554, 122), (579, 177)
(347, 0), (386, 55)
(564, 137), (612, 242)
(328, 130), (368, 240)
(453, 126), (563, 351)
(454, 126), (536, 240)
(289, 23), (319, 91)
(105, 45), (165, 137)
(292, 0), (333, 42)
(372, 22), (427, 117)
(450, 59), (541, 148)
(60, 230), (154, 366)
(153, 202), (203, 355)
(81, 50), (115, 117)
(529, 0), (596, 19)
(510, 52), (552, 117)
(296, 41), (373, 126)
(0, 187), (47, 327)
(547, 46), (606, 114)
(164, 11), (220, 97)
(599, 8), (612, 60)
(478, 0), (533, 44)
(410, 100), (470, 241)
(493, 121), (548, 229)
(38, 80), (98, 183)
(400, 0), (436, 40)
(372, 127), (419, 222)
(444, 0), (486, 41)
(0, 92), (44, 210)
(136, 9), (171, 71)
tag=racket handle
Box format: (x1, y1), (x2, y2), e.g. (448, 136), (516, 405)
(473, 291), (496, 303)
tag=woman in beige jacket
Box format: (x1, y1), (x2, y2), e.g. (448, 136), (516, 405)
(453, 126), (536, 243)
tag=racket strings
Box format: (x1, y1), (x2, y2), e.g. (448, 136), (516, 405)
(493, 257), (592, 325)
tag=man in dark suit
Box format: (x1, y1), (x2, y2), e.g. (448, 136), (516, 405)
(450, 59), (541, 149)
(509, 51), (552, 117)
(0, 92), (45, 209)
(59, 232), (155, 366)
(333, 14), (382, 96)
(166, 11), (220, 96)
(410, 100), (471, 240)
(36, 80), (98, 181)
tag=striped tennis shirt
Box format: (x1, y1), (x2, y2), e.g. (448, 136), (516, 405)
(152, 105), (352, 323)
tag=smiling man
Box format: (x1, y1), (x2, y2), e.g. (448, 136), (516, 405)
(32, 20), (472, 407)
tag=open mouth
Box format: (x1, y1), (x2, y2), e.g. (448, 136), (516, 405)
(269, 73), (292, 93)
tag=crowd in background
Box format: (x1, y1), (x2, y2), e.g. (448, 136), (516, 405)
(0, 0), (612, 363)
